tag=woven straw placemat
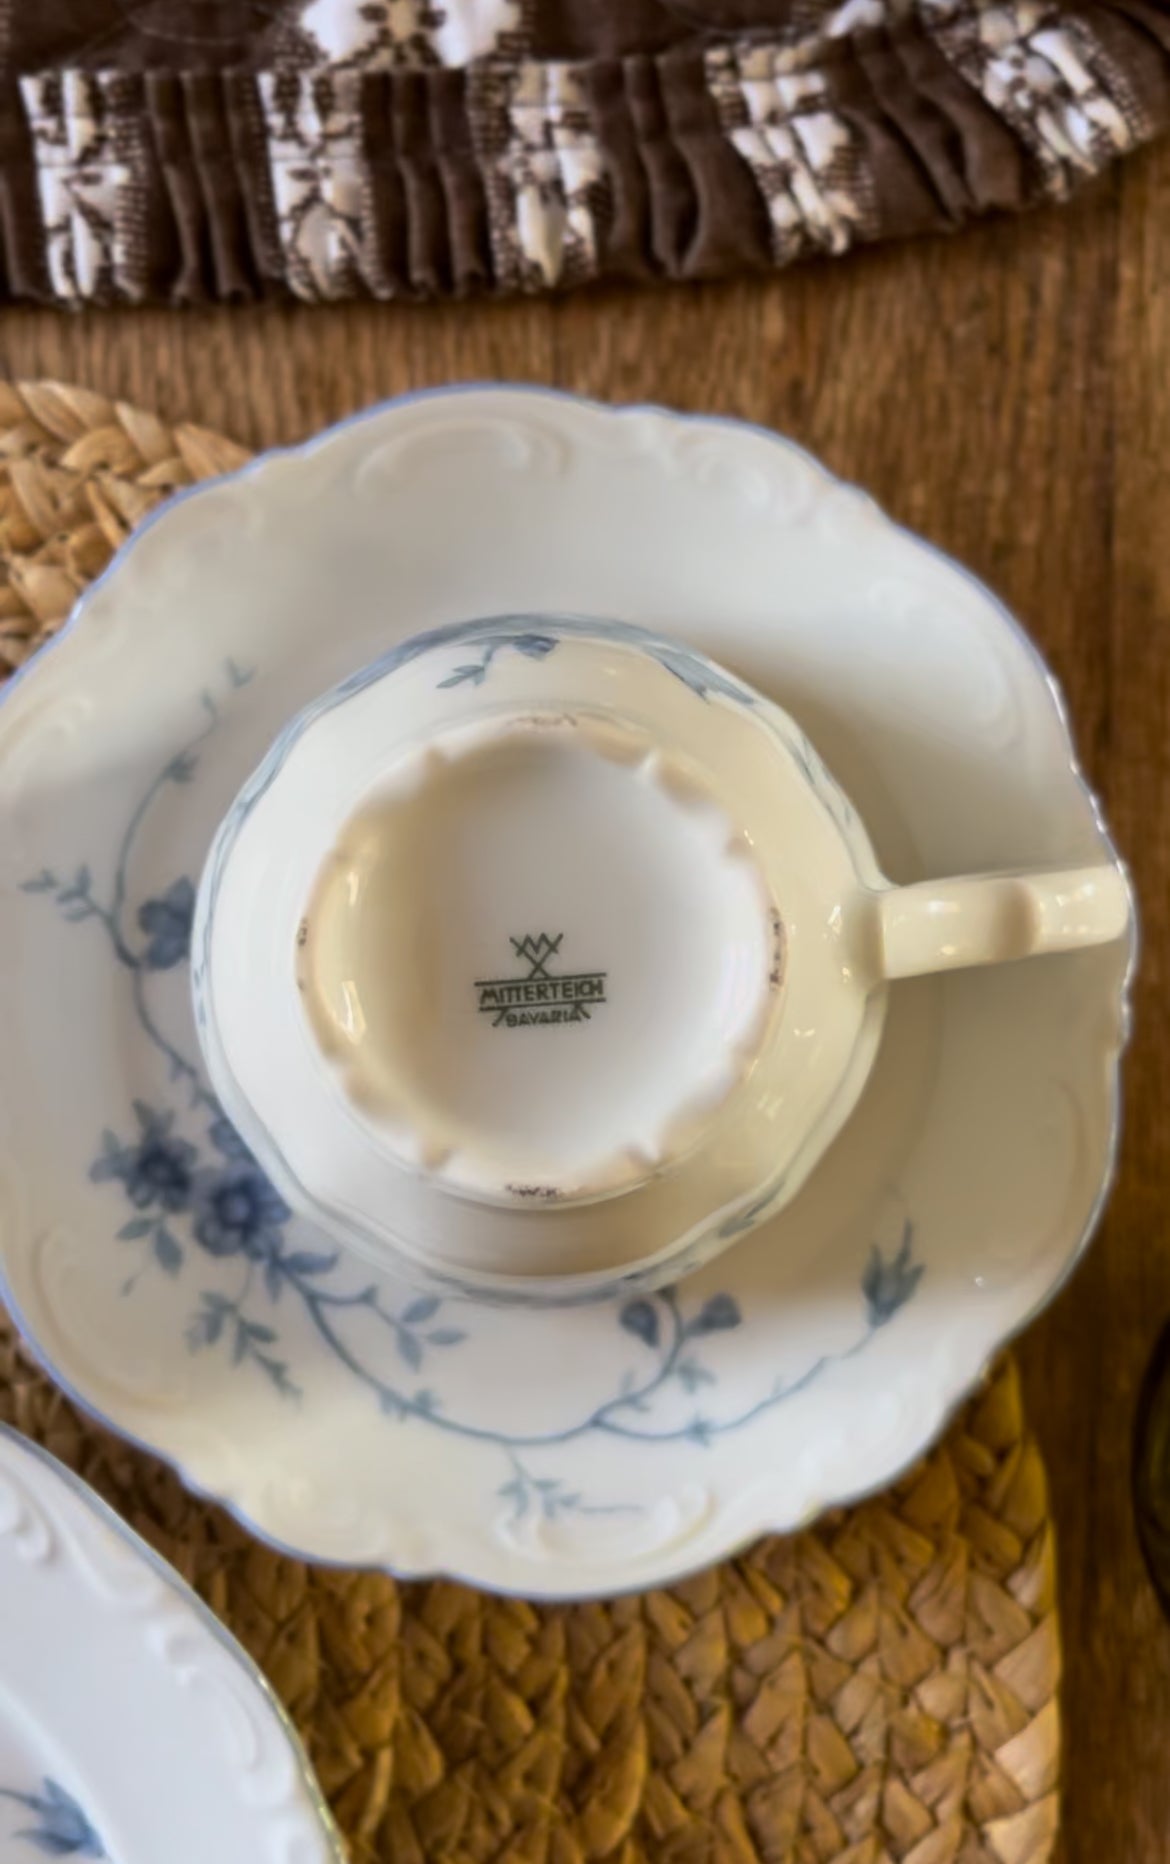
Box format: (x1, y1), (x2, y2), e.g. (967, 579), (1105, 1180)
(0, 382), (1060, 1864)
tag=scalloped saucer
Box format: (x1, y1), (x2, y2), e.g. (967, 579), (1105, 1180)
(0, 387), (1132, 1599)
(0, 1427), (342, 1863)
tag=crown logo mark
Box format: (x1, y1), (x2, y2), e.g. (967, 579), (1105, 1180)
(509, 933), (564, 979)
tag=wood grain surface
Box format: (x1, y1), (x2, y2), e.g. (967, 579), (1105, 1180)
(1, 133), (1168, 1864)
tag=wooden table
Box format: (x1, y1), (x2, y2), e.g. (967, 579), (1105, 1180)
(2, 131), (1167, 1863)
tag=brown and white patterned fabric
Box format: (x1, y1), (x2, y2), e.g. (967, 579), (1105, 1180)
(0, 0), (1167, 304)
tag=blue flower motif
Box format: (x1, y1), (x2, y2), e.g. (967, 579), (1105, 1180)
(437, 632), (560, 689)
(89, 1102), (195, 1213)
(687, 1292), (742, 1335)
(510, 633), (557, 659)
(137, 876), (195, 970)
(0, 1778), (105, 1857)
(207, 1114), (254, 1164)
(620, 1299), (660, 1348)
(192, 1162), (291, 1262)
(647, 644), (755, 706)
(862, 1223), (923, 1327)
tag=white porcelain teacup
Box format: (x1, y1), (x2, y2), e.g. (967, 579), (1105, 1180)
(193, 615), (1132, 1304)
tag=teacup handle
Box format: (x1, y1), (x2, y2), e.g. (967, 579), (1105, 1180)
(867, 864), (1132, 982)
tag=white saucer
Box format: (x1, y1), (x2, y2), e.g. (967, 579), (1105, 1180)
(0, 388), (1132, 1598)
(0, 1427), (342, 1863)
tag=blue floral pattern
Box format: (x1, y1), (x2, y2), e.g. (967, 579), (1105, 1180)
(191, 1136), (291, 1263)
(437, 630), (557, 688)
(428, 618), (763, 706)
(92, 1104), (195, 1215)
(428, 623), (759, 705)
(136, 877), (195, 970)
(863, 1224), (924, 1325)
(23, 648), (926, 1521)
(0, 1778), (106, 1857)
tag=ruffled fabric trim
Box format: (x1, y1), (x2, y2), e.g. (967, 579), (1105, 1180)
(1, 0), (1166, 304)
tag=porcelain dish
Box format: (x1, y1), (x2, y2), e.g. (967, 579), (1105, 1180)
(196, 612), (1129, 1305)
(0, 386), (1134, 1597)
(196, 615), (868, 1300)
(0, 1426), (342, 1864)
